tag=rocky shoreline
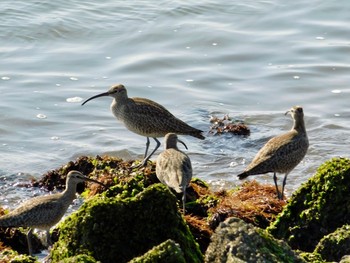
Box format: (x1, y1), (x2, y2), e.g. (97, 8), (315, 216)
(0, 156), (350, 262)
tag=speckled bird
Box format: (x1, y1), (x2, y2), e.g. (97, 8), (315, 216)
(0, 170), (104, 255)
(237, 106), (309, 200)
(82, 84), (204, 167)
(156, 133), (192, 214)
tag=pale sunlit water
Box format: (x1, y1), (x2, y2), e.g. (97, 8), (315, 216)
(1, 1), (349, 212)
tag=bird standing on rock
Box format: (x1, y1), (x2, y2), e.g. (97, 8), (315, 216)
(237, 106), (309, 200)
(156, 133), (192, 214)
(0, 170), (105, 255)
(82, 84), (204, 167)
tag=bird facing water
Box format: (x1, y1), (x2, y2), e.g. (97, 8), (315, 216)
(0, 170), (104, 255)
(81, 84), (204, 167)
(237, 106), (309, 200)
(156, 133), (192, 214)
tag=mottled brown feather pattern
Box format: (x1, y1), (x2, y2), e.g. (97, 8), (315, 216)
(237, 106), (308, 199)
(156, 133), (192, 213)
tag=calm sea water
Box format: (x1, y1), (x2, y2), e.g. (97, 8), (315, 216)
(1, 1), (350, 208)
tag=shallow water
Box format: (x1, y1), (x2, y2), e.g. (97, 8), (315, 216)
(1, 0), (349, 209)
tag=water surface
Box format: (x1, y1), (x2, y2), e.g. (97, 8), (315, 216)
(1, 0), (349, 207)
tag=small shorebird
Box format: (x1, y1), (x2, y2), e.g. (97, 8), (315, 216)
(237, 106), (309, 200)
(156, 133), (192, 214)
(82, 84), (204, 167)
(0, 170), (104, 255)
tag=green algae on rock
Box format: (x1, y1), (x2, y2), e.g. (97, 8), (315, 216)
(205, 217), (304, 263)
(53, 254), (98, 263)
(267, 157), (350, 253)
(0, 248), (37, 263)
(129, 239), (186, 263)
(49, 183), (203, 263)
(314, 224), (350, 262)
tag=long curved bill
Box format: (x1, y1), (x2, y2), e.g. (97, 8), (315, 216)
(178, 139), (188, 150)
(83, 175), (107, 188)
(81, 91), (110, 106)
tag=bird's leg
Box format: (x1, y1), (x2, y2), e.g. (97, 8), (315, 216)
(273, 172), (282, 200)
(46, 229), (52, 247)
(182, 189), (186, 215)
(143, 137), (150, 159)
(133, 138), (161, 168)
(131, 137), (151, 168)
(26, 228), (33, 256)
(281, 172), (289, 200)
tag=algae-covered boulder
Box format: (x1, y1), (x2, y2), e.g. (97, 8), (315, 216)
(0, 248), (37, 263)
(205, 217), (304, 263)
(314, 224), (350, 262)
(340, 255), (350, 263)
(55, 254), (98, 263)
(129, 239), (186, 263)
(268, 157), (350, 252)
(49, 183), (202, 263)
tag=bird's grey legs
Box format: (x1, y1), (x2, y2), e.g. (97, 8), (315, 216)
(143, 137), (150, 159)
(46, 229), (52, 247)
(133, 137), (161, 168)
(273, 172), (282, 200)
(26, 228), (33, 256)
(280, 172), (289, 200)
(182, 189), (187, 215)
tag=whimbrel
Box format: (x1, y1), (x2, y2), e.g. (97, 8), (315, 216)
(156, 133), (192, 214)
(237, 106), (309, 200)
(82, 84), (204, 167)
(0, 170), (104, 255)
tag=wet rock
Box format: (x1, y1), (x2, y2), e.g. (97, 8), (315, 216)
(340, 255), (350, 263)
(129, 239), (186, 263)
(49, 183), (203, 263)
(267, 157), (350, 253)
(205, 217), (304, 263)
(314, 224), (350, 262)
(0, 223), (43, 256)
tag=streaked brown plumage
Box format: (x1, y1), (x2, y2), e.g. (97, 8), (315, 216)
(237, 106), (309, 200)
(156, 133), (192, 214)
(82, 84), (204, 167)
(0, 171), (104, 255)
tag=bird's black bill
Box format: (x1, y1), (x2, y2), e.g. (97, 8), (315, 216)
(178, 139), (188, 150)
(81, 92), (109, 106)
(84, 177), (107, 188)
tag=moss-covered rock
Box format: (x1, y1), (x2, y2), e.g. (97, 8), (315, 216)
(205, 217), (304, 263)
(314, 224), (350, 262)
(298, 252), (325, 263)
(267, 157), (350, 252)
(0, 248), (37, 263)
(129, 239), (186, 263)
(55, 254), (98, 263)
(49, 183), (203, 263)
(340, 255), (350, 263)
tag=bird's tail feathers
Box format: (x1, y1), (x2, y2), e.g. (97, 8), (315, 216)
(191, 131), (205, 140)
(237, 172), (249, 180)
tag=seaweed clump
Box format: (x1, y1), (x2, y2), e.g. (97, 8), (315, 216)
(209, 115), (250, 136)
(208, 180), (285, 229)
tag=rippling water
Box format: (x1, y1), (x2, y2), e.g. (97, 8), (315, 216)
(1, 1), (350, 208)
